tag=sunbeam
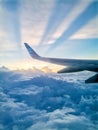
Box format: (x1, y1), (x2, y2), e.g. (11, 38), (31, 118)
(39, 0), (78, 45)
(0, 0), (21, 50)
(46, 1), (98, 53)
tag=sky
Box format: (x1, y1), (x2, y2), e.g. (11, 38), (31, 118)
(0, 0), (98, 70)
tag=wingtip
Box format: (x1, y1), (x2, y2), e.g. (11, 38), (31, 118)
(24, 43), (30, 49)
(24, 42), (41, 59)
(24, 43), (28, 46)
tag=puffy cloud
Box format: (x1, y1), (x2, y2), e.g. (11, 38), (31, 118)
(0, 69), (98, 130)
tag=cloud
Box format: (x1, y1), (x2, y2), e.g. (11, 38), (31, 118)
(0, 69), (98, 129)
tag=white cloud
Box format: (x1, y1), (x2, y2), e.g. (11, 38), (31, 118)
(0, 70), (98, 130)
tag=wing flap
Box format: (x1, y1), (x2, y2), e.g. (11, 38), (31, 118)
(57, 67), (83, 73)
(85, 74), (98, 83)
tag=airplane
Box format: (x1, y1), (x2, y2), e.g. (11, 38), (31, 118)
(24, 43), (98, 83)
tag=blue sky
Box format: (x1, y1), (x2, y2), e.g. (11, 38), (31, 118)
(0, 0), (98, 69)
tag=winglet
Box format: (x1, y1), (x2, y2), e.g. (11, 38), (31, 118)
(24, 43), (41, 59)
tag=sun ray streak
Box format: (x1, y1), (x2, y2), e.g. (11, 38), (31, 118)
(39, 0), (78, 45)
(46, 1), (98, 53)
(0, 0), (21, 50)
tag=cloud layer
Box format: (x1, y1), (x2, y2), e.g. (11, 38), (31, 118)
(0, 69), (98, 130)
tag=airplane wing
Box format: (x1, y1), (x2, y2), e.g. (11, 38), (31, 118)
(24, 43), (87, 67)
(24, 43), (98, 83)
